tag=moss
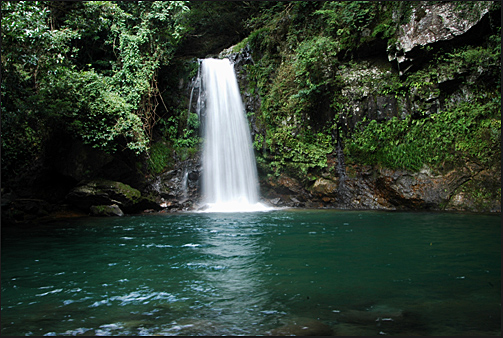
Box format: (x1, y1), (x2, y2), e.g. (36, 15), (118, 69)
(92, 205), (108, 213)
(462, 171), (501, 212)
(94, 179), (141, 203)
(232, 37), (249, 53)
(149, 140), (172, 175)
(113, 181), (141, 202)
(449, 183), (500, 213)
(452, 1), (493, 22)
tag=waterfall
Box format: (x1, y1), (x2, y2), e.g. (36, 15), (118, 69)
(198, 58), (269, 212)
(181, 168), (188, 201)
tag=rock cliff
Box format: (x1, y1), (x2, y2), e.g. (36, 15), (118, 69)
(225, 1), (500, 212)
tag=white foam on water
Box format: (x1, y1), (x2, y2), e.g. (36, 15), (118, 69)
(202, 201), (272, 213)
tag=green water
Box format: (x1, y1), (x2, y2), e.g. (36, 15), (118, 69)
(1, 210), (500, 336)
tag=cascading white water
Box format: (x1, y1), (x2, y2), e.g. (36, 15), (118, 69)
(199, 58), (269, 212)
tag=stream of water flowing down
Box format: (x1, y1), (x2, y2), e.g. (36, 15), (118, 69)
(199, 58), (269, 212)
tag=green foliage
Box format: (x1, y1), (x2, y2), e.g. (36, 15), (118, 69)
(314, 1), (378, 49)
(160, 110), (200, 144)
(341, 9), (501, 173)
(2, 0), (501, 188)
(1, 1), (190, 180)
(36, 67), (148, 153)
(148, 141), (172, 175)
(267, 125), (334, 178)
(346, 117), (427, 171)
(245, 6), (346, 178)
(292, 36), (339, 90)
(346, 96), (501, 171)
(245, 1), (418, 179)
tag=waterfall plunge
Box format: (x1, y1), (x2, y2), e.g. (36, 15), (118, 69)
(199, 58), (269, 212)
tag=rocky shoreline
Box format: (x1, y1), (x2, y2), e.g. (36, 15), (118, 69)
(2, 2), (500, 225)
(2, 154), (499, 226)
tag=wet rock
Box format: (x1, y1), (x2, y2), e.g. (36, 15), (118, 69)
(333, 304), (427, 336)
(130, 196), (163, 213)
(310, 178), (339, 197)
(90, 204), (124, 217)
(256, 161), (498, 212)
(196, 204), (209, 211)
(146, 156), (201, 211)
(270, 197), (281, 205)
(1, 198), (53, 224)
(336, 305), (404, 324)
(265, 174), (308, 198)
(66, 179), (142, 212)
(375, 166), (472, 210)
(445, 168), (501, 212)
(266, 317), (333, 336)
(290, 196), (303, 207)
(337, 60), (403, 131)
(162, 200), (182, 210)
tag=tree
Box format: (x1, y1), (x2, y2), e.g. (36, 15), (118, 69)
(1, 1), (189, 181)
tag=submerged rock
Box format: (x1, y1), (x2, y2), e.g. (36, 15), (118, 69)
(333, 305), (427, 336)
(266, 317), (333, 336)
(336, 305), (404, 324)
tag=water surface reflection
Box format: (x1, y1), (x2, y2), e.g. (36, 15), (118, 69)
(1, 210), (500, 336)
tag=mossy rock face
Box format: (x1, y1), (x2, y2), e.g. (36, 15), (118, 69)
(66, 179), (142, 212)
(446, 168), (501, 212)
(93, 179), (141, 203)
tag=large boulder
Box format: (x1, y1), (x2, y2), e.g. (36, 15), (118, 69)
(310, 178), (339, 197)
(66, 179), (158, 213)
(264, 173), (305, 196)
(90, 204), (124, 217)
(374, 166), (472, 210)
